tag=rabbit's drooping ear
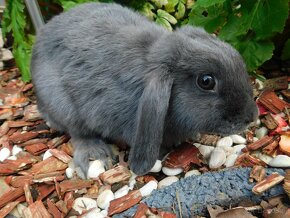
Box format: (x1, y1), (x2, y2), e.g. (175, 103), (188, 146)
(129, 72), (173, 175)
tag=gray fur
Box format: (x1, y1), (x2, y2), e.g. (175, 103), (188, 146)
(31, 3), (258, 175)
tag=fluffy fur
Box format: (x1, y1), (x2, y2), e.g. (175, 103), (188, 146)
(31, 3), (258, 175)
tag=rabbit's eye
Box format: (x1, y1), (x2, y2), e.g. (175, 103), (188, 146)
(197, 74), (216, 90)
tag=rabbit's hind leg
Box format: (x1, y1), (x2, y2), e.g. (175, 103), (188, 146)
(71, 136), (115, 178)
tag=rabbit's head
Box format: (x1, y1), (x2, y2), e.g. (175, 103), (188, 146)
(129, 26), (258, 175)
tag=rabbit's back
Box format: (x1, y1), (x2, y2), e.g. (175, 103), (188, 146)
(31, 3), (166, 141)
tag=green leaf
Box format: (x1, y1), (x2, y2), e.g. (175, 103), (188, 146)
(157, 9), (177, 24)
(192, 0), (227, 8)
(151, 0), (169, 8)
(175, 2), (186, 19)
(141, 2), (156, 20)
(235, 39), (274, 71)
(247, 0), (289, 39)
(188, 2), (227, 33)
(165, 0), (178, 12)
(156, 17), (173, 30)
(59, 1), (78, 11)
(281, 39), (290, 60)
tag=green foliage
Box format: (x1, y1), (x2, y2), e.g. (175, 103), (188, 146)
(188, 0), (289, 71)
(1, 0), (289, 81)
(2, 0), (34, 82)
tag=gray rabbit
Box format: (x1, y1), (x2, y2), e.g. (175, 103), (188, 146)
(31, 3), (258, 175)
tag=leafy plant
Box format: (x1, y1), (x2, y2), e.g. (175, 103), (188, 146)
(1, 0), (289, 81)
(2, 0), (34, 82)
(188, 0), (289, 71)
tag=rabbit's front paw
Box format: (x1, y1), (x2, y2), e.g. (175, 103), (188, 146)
(72, 137), (115, 178)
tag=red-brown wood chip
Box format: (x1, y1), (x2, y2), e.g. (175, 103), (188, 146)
(258, 90), (290, 114)
(23, 200), (52, 218)
(108, 190), (142, 216)
(0, 187), (24, 209)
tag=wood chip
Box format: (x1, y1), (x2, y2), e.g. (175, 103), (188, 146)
(0, 158), (35, 176)
(49, 149), (72, 163)
(25, 143), (48, 155)
(163, 142), (202, 170)
(0, 108), (13, 120)
(247, 136), (275, 151)
(249, 165), (266, 182)
(0, 187), (24, 209)
(262, 140), (279, 155)
(9, 131), (39, 144)
(100, 165), (131, 185)
(7, 120), (35, 128)
(23, 200), (52, 218)
(0, 121), (9, 137)
(134, 203), (150, 218)
(36, 184), (55, 201)
(263, 76), (288, 91)
(59, 179), (93, 193)
(260, 114), (278, 130)
(47, 199), (63, 218)
(235, 153), (267, 167)
(47, 135), (70, 149)
(23, 105), (42, 121)
(258, 90), (290, 114)
(108, 190), (142, 216)
(24, 156), (68, 175)
(0, 201), (19, 218)
(252, 172), (285, 194)
(33, 171), (65, 183)
(24, 183), (33, 205)
(197, 134), (220, 146)
(10, 175), (33, 188)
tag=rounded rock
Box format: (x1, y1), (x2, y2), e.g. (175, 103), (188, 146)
(7, 155), (17, 160)
(255, 127), (268, 139)
(268, 155), (290, 168)
(198, 145), (214, 159)
(232, 144), (246, 154)
(230, 135), (246, 144)
(209, 147), (226, 169)
(139, 180), (158, 197)
(0, 147), (11, 162)
(149, 160), (162, 173)
(43, 149), (52, 160)
(158, 176), (179, 189)
(73, 197), (97, 214)
(253, 151), (273, 164)
(97, 189), (114, 210)
(216, 136), (233, 147)
(224, 154), (238, 168)
(87, 160), (105, 179)
(162, 167), (183, 176)
(12, 145), (22, 156)
(184, 169), (201, 178)
(114, 185), (129, 199)
(65, 167), (75, 179)
(84, 208), (103, 218)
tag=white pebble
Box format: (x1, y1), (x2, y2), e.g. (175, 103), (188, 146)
(255, 127), (268, 139)
(84, 208), (103, 218)
(198, 145), (214, 159)
(12, 145), (22, 156)
(43, 149), (52, 160)
(233, 144), (246, 154)
(0, 148), (11, 162)
(149, 160), (162, 173)
(230, 135), (246, 144)
(221, 146), (234, 157)
(97, 189), (114, 210)
(209, 147), (226, 169)
(139, 180), (158, 197)
(193, 143), (202, 148)
(216, 136), (233, 147)
(100, 210), (108, 216)
(87, 160), (105, 179)
(65, 168), (75, 179)
(7, 155), (17, 160)
(268, 155), (290, 167)
(158, 176), (179, 189)
(73, 197), (97, 214)
(224, 154), (238, 167)
(114, 185), (129, 199)
(162, 167), (183, 176)
(255, 79), (264, 90)
(128, 173), (137, 190)
(1, 49), (13, 61)
(256, 119), (261, 126)
(253, 137), (259, 142)
(184, 169), (201, 178)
